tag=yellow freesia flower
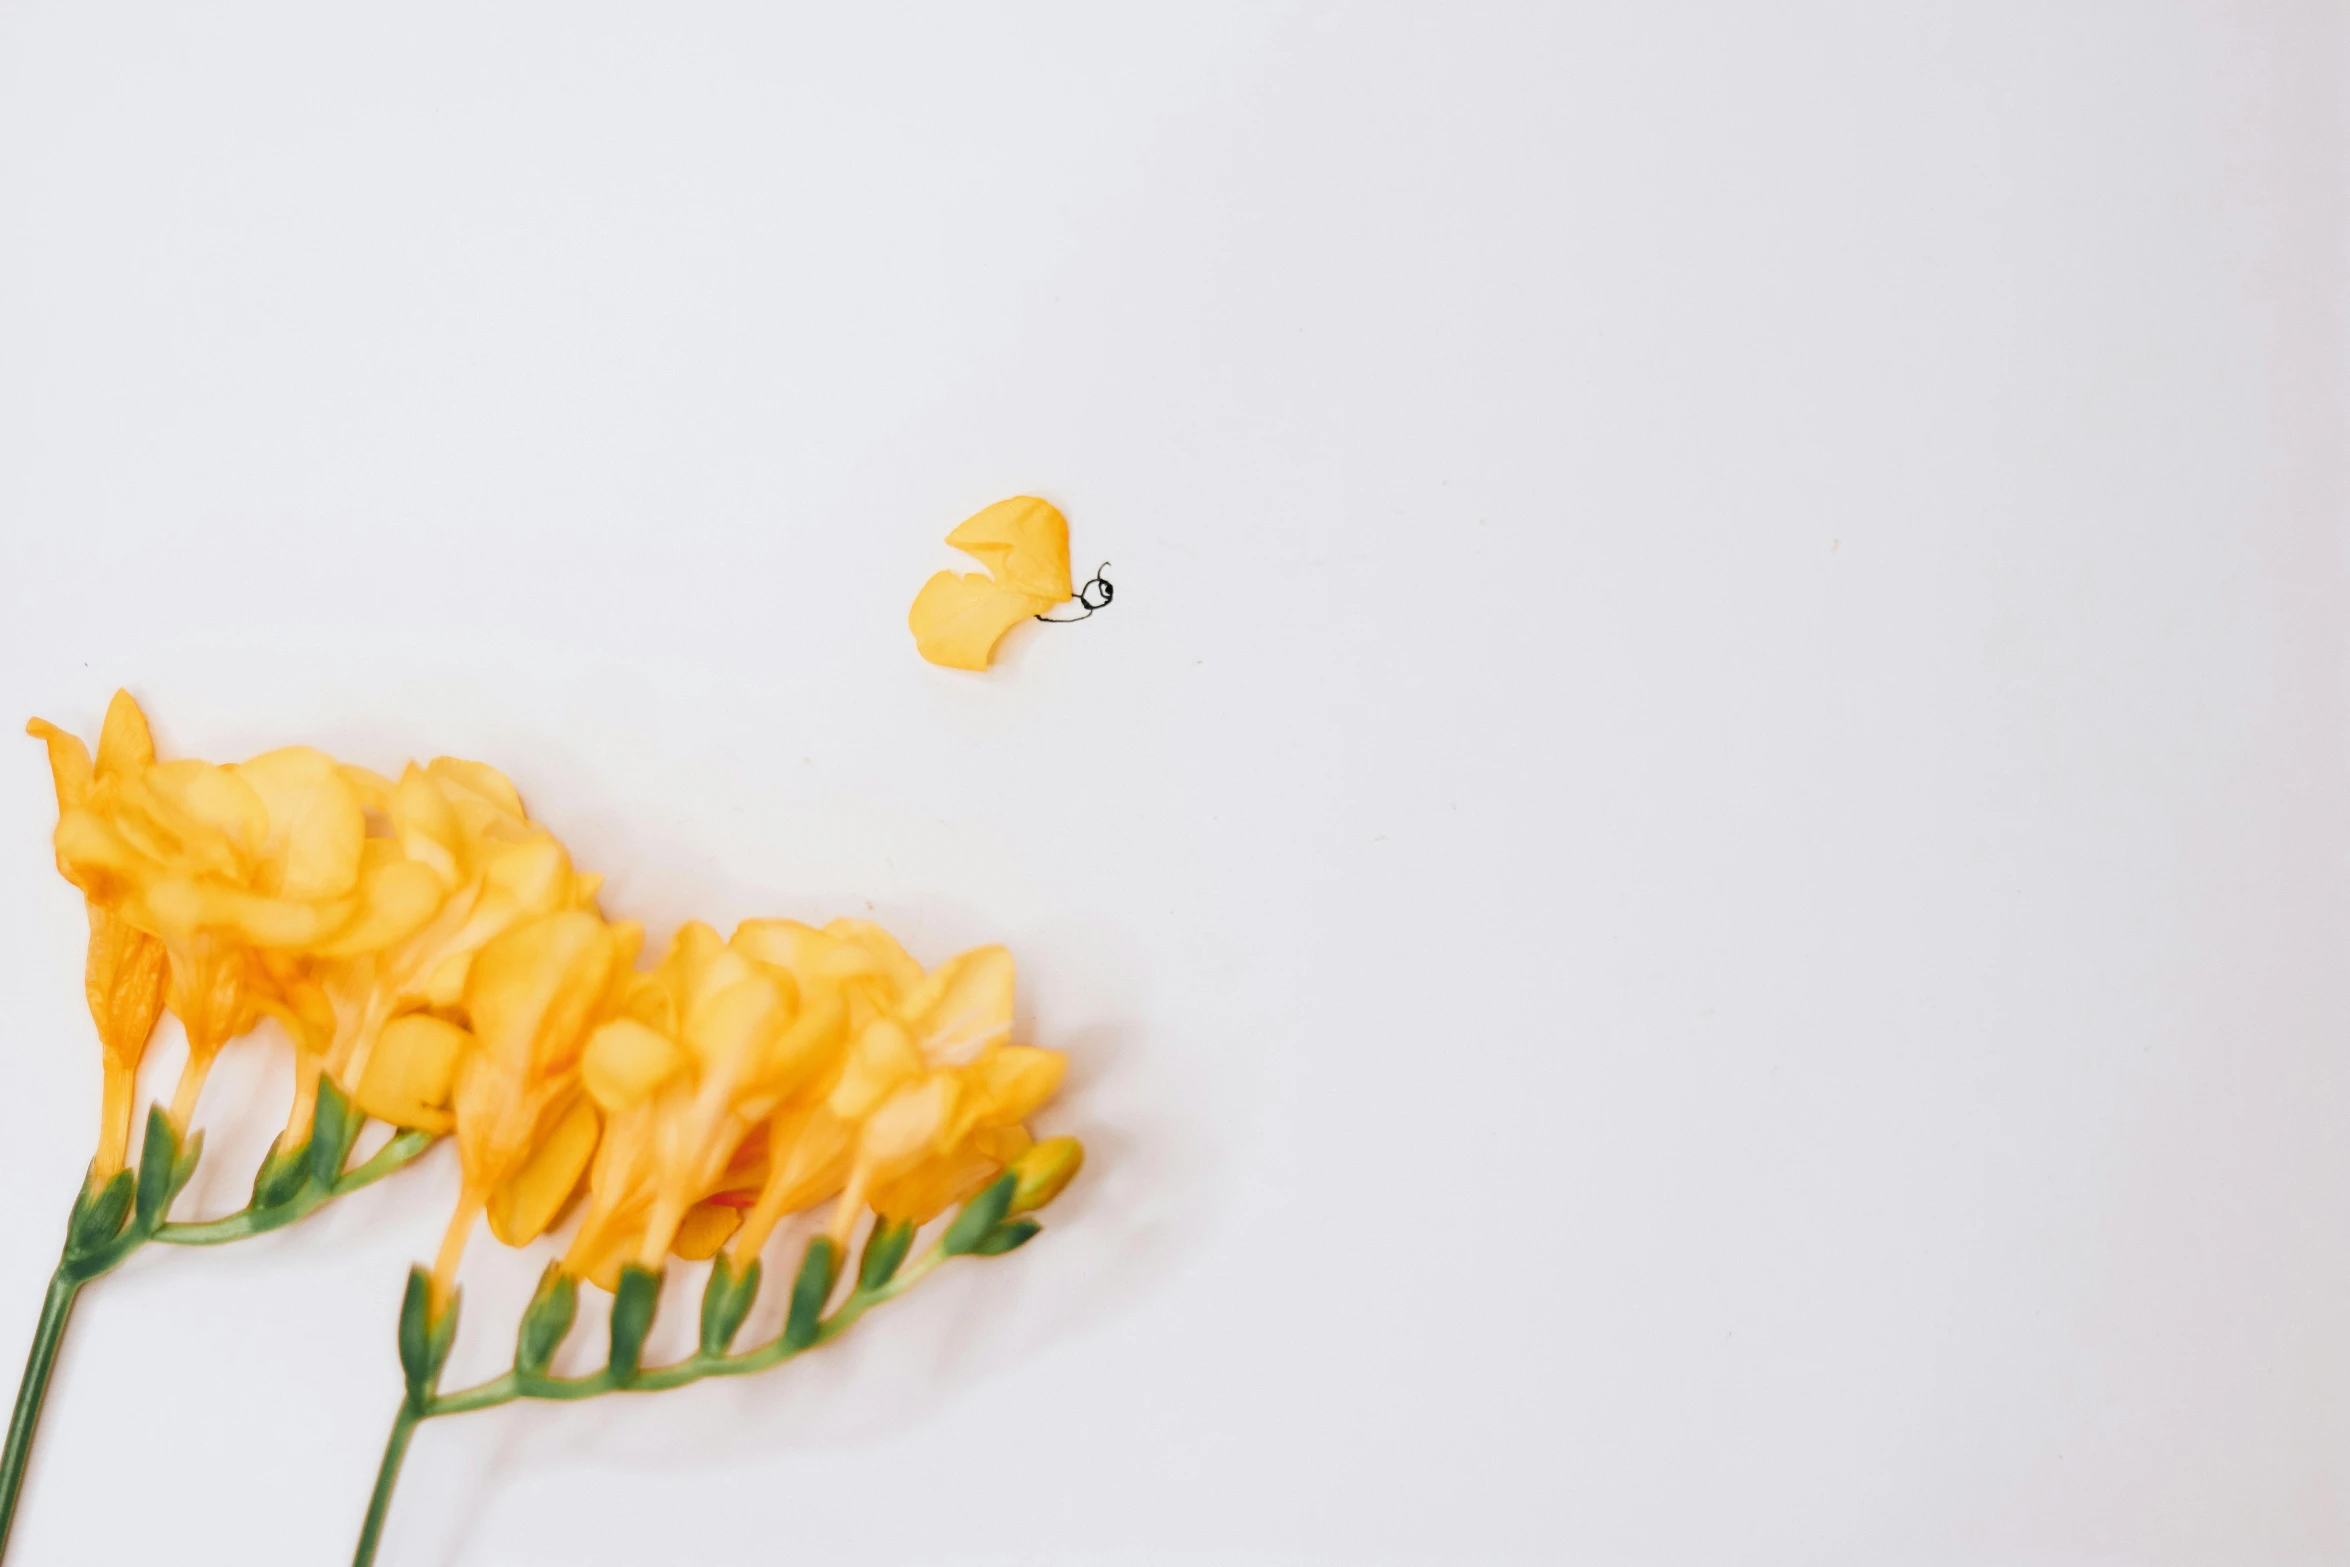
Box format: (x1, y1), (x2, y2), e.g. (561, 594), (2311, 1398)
(26, 694), (170, 1178)
(718, 920), (1066, 1263)
(277, 758), (605, 1148)
(426, 909), (641, 1305)
(909, 495), (1074, 670)
(29, 692), (441, 1129)
(560, 920), (852, 1288)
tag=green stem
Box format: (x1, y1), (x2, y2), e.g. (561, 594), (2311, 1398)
(0, 1268), (83, 1561)
(350, 1402), (421, 1567)
(154, 1132), (437, 1247)
(423, 1241), (950, 1417)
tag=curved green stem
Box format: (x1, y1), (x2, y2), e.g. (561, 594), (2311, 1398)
(350, 1401), (421, 1567)
(0, 1268), (82, 1561)
(422, 1240), (948, 1419)
(155, 1132), (437, 1247)
(0, 1104), (436, 1565)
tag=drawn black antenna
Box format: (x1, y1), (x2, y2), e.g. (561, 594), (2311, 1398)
(1037, 563), (1113, 623)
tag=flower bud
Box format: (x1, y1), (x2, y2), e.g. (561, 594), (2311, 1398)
(1008, 1136), (1083, 1214)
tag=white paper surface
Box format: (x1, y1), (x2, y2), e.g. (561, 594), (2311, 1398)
(0, 4), (2342, 1564)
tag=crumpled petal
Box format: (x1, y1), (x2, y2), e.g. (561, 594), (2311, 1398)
(909, 571), (1053, 671)
(945, 496), (1075, 604)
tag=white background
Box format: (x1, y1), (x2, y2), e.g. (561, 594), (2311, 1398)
(0, 4), (2343, 1564)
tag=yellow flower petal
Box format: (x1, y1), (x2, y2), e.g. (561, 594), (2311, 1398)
(423, 756), (526, 818)
(909, 571), (1052, 671)
(829, 1018), (924, 1120)
(355, 1013), (468, 1132)
(581, 1017), (688, 1113)
(945, 496), (1075, 604)
(25, 719), (93, 814)
(465, 911), (624, 1076)
(138, 759), (268, 870)
(899, 944), (1014, 1066)
(822, 920), (923, 995)
(393, 765), (465, 887)
(870, 1142), (999, 1224)
(671, 1201), (741, 1261)
(486, 1093), (600, 1246)
(93, 689), (154, 783)
(308, 859), (446, 958)
(231, 746), (365, 900)
(143, 878), (354, 946)
(860, 1077), (959, 1177)
(973, 1045), (1067, 1123)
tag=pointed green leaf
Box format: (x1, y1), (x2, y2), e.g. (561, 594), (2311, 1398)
(132, 1109), (181, 1230)
(516, 1262), (578, 1376)
(307, 1079), (352, 1186)
(941, 1174), (1017, 1257)
(608, 1265), (661, 1381)
(969, 1218), (1042, 1257)
(857, 1217), (915, 1292)
(699, 1255), (761, 1357)
(67, 1169), (134, 1254)
(396, 1266), (435, 1394)
(252, 1140), (310, 1209)
(783, 1236), (839, 1351)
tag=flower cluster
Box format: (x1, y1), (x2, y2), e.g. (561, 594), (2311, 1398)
(25, 693), (1078, 1310)
(18, 694), (1086, 1567)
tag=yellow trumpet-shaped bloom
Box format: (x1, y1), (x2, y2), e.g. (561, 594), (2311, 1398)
(281, 757), (604, 1149)
(426, 909), (640, 1305)
(909, 495), (1075, 670)
(562, 920), (852, 1290)
(29, 691), (440, 1130)
(719, 920), (1067, 1264)
(27, 694), (170, 1178)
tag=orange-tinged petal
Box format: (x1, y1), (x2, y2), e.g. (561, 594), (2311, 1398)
(945, 496), (1075, 604)
(671, 1202), (741, 1260)
(85, 907), (167, 1073)
(355, 1013), (468, 1132)
(93, 690), (155, 782)
(25, 719), (93, 815)
(486, 1093), (600, 1246)
(582, 1017), (687, 1112)
(909, 571), (1051, 671)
